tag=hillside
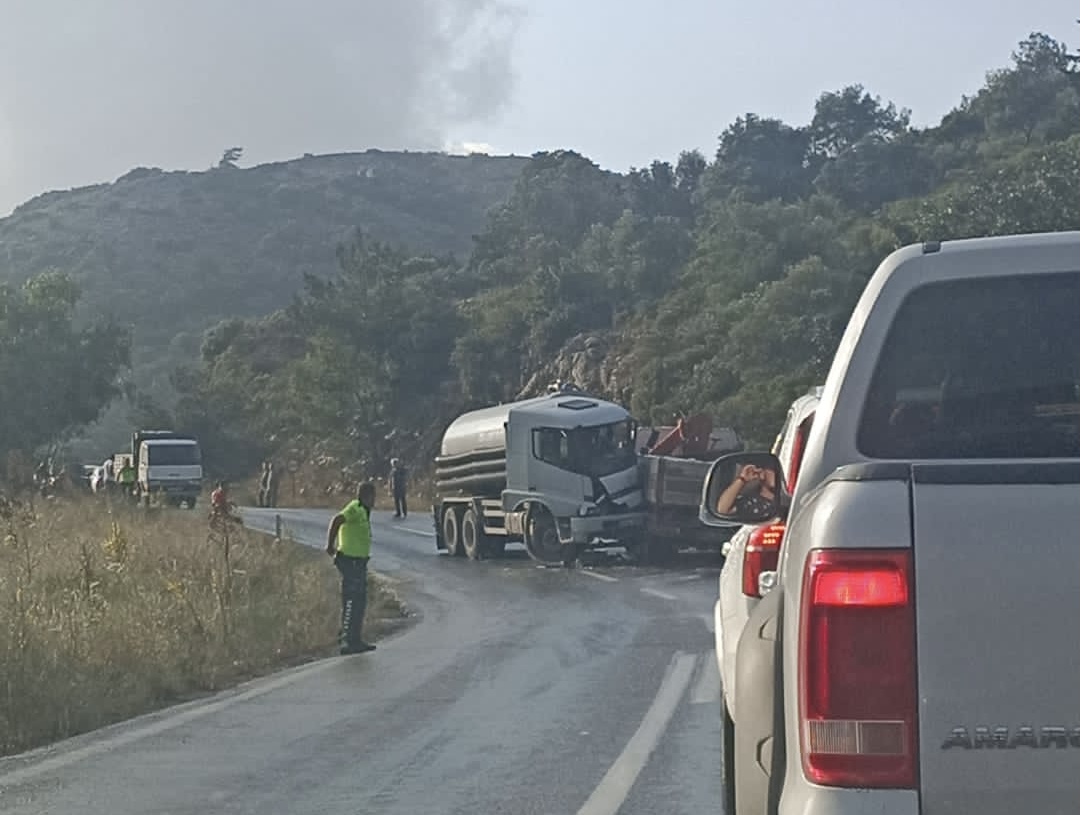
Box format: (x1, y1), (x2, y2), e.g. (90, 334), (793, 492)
(0, 150), (527, 378)
(161, 32), (1078, 481)
(0, 150), (527, 456)
(1, 33), (1077, 478)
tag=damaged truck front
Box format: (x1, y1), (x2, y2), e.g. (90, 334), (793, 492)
(432, 392), (648, 565)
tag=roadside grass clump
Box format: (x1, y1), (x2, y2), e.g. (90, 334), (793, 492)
(0, 494), (405, 756)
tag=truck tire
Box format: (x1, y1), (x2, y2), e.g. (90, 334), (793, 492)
(523, 505), (564, 566)
(461, 508), (485, 560)
(442, 506), (463, 557)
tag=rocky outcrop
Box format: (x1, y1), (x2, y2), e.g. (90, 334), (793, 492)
(517, 331), (630, 402)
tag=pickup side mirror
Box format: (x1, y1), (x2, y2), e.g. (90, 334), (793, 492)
(699, 451), (786, 527)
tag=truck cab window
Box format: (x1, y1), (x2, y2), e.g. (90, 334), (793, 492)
(858, 271), (1080, 459)
(532, 422), (637, 477)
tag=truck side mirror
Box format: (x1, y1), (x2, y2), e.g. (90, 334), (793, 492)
(699, 451), (786, 527)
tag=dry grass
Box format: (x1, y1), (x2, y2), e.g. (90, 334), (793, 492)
(234, 461), (434, 514)
(0, 493), (407, 757)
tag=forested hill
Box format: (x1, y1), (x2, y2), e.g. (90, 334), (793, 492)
(166, 33), (1080, 478)
(0, 150), (528, 459)
(0, 150), (528, 375)
(2, 33), (1077, 481)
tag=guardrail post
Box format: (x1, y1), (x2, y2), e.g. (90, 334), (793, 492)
(275, 513), (282, 542)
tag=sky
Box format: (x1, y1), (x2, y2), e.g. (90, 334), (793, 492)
(0, 0), (1076, 215)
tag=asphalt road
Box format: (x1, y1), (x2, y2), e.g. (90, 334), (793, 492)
(0, 508), (726, 815)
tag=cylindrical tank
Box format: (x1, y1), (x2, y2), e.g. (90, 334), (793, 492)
(435, 395), (552, 497)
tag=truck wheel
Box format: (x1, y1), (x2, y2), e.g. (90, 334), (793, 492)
(462, 508), (484, 561)
(442, 507), (463, 557)
(524, 506), (564, 566)
(722, 700), (736, 815)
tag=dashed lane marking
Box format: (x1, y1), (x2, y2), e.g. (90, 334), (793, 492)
(690, 650), (721, 705)
(580, 570), (619, 583)
(639, 587), (679, 601)
(576, 651), (698, 815)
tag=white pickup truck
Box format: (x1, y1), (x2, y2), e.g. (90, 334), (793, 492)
(701, 231), (1080, 814)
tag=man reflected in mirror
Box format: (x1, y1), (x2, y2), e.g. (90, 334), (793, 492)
(715, 462), (778, 517)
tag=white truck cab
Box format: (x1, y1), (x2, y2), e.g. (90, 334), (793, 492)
(435, 392), (646, 564)
(136, 434), (203, 508)
(701, 231), (1080, 814)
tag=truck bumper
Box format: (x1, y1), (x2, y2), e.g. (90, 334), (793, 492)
(568, 512), (647, 544)
(146, 483), (201, 499)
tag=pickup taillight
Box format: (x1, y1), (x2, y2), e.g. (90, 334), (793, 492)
(742, 523), (785, 597)
(798, 549), (918, 789)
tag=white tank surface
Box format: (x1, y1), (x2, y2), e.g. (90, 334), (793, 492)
(438, 391), (633, 460)
(438, 395), (550, 459)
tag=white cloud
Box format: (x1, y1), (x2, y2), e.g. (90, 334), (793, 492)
(445, 140), (499, 156)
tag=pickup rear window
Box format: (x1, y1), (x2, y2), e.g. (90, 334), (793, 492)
(858, 271), (1080, 459)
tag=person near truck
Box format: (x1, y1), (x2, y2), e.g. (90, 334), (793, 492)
(257, 461), (269, 507)
(264, 460), (280, 508)
(118, 458), (137, 499)
(326, 482), (377, 655)
(390, 458), (408, 519)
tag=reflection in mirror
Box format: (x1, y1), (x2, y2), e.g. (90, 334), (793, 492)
(704, 451), (783, 525)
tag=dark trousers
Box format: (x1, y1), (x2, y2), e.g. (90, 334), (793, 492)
(394, 492), (407, 517)
(334, 553), (369, 648)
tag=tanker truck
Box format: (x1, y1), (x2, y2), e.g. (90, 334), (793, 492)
(432, 391), (648, 566)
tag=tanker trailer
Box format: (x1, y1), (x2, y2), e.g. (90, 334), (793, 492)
(432, 392), (647, 566)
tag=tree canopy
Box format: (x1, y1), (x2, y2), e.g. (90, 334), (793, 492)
(0, 272), (130, 469)
(125, 32), (1080, 474)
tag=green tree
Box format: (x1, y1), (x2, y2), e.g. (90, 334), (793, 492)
(217, 146), (244, 169)
(706, 114), (812, 201)
(0, 272), (130, 465)
(809, 85), (910, 159)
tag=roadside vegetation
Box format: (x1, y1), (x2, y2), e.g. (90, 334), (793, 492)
(0, 495), (406, 757)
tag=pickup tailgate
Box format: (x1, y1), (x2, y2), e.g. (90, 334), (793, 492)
(912, 462), (1080, 813)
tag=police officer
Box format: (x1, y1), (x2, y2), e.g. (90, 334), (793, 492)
(326, 482), (377, 655)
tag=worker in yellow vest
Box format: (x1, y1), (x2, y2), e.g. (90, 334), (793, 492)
(326, 482), (377, 655)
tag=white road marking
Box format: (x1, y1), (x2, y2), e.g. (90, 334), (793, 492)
(0, 658), (341, 787)
(639, 587), (678, 601)
(674, 574), (702, 582)
(690, 651), (721, 705)
(385, 525), (436, 538)
(576, 651), (698, 815)
(580, 570), (619, 583)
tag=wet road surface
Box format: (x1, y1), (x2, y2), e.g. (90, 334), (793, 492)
(0, 508), (726, 814)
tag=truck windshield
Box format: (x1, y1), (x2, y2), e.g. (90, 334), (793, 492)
(858, 271), (1080, 459)
(146, 444), (202, 466)
(533, 420), (637, 477)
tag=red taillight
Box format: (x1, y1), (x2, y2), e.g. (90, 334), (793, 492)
(799, 549), (918, 789)
(742, 523), (785, 597)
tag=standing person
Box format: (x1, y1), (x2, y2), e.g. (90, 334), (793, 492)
(118, 458), (137, 501)
(265, 460), (280, 509)
(326, 482), (377, 655)
(390, 458), (408, 519)
(256, 461), (270, 508)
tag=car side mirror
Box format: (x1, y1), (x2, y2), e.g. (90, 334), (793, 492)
(699, 451), (786, 527)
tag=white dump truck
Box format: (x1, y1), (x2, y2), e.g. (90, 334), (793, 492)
(433, 391), (648, 565)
